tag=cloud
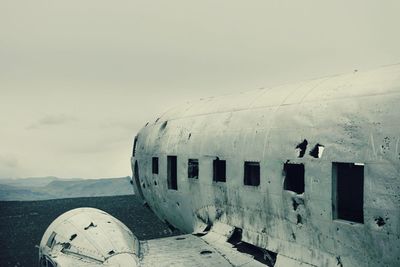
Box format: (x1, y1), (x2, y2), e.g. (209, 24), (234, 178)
(0, 154), (21, 178)
(26, 114), (77, 130)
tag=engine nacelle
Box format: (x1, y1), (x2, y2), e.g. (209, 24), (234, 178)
(39, 208), (139, 267)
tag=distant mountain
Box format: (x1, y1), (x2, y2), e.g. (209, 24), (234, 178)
(0, 176), (134, 201)
(0, 176), (59, 187)
(0, 184), (55, 201)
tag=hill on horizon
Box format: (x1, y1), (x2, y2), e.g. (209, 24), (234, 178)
(0, 176), (134, 201)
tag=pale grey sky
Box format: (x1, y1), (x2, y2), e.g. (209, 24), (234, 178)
(1, 0), (399, 178)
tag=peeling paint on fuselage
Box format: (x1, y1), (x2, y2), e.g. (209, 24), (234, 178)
(131, 65), (400, 266)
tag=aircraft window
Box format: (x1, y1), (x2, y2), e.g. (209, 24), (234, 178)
(152, 157), (159, 174)
(46, 231), (56, 248)
(213, 159), (226, 182)
(167, 156), (178, 190)
(283, 163), (304, 194)
(132, 136), (138, 157)
(134, 160), (145, 199)
(332, 162), (364, 223)
(188, 159), (199, 179)
(244, 161), (260, 186)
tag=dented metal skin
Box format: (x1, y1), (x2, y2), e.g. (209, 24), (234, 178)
(131, 65), (400, 266)
(39, 208), (139, 267)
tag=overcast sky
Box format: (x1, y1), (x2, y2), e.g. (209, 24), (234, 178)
(1, 1), (399, 179)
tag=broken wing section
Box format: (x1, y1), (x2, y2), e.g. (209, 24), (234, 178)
(138, 222), (303, 267)
(139, 234), (270, 267)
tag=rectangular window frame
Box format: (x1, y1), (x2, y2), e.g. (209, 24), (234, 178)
(167, 156), (178, 190)
(152, 157), (159, 174)
(46, 232), (57, 248)
(332, 162), (364, 224)
(213, 159), (226, 183)
(244, 161), (260, 186)
(283, 162), (305, 194)
(188, 159), (199, 179)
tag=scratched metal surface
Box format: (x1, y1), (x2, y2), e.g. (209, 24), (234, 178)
(39, 208), (139, 266)
(140, 234), (260, 267)
(132, 64), (400, 266)
(139, 222), (269, 267)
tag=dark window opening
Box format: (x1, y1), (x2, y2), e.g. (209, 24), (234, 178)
(283, 163), (305, 194)
(132, 136), (138, 157)
(152, 157), (159, 174)
(332, 162), (364, 223)
(133, 160), (145, 199)
(167, 156), (178, 190)
(188, 159), (199, 179)
(244, 161), (260, 186)
(213, 159), (226, 182)
(46, 232), (56, 248)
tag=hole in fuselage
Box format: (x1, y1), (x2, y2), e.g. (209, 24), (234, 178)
(296, 139), (308, 158)
(297, 214), (303, 225)
(291, 232), (296, 240)
(375, 217), (386, 227)
(69, 234), (77, 241)
(84, 222), (96, 230)
(309, 143), (324, 158)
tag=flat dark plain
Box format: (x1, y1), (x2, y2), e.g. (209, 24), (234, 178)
(0, 195), (180, 267)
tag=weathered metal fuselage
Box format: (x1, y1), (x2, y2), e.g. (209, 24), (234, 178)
(132, 65), (400, 266)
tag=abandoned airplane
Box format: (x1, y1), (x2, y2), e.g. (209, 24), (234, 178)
(39, 64), (400, 266)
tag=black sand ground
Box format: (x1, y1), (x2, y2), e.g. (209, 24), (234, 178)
(0, 195), (181, 267)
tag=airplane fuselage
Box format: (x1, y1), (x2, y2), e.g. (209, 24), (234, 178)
(131, 65), (400, 266)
